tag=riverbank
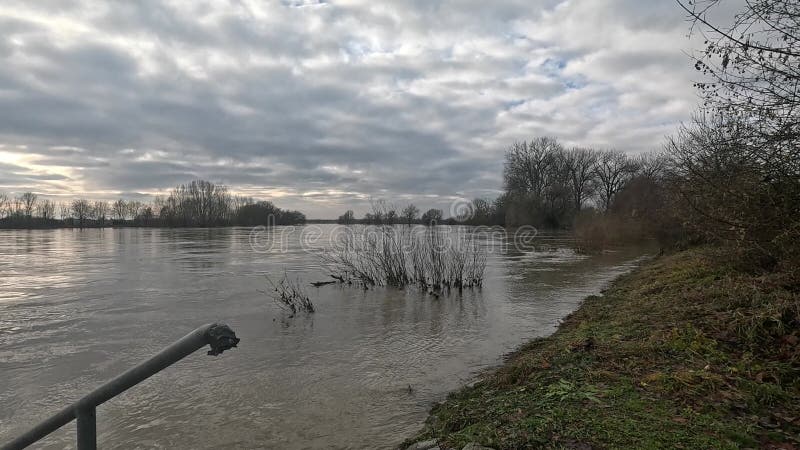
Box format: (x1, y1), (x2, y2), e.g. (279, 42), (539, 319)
(406, 248), (799, 449)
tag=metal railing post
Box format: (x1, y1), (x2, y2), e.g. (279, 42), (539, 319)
(1, 322), (239, 450)
(75, 405), (96, 450)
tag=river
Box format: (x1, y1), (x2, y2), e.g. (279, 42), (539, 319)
(0, 226), (649, 449)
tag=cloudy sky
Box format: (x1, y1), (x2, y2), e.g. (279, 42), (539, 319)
(0, 0), (732, 217)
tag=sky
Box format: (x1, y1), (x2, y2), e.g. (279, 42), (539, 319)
(0, 0), (737, 218)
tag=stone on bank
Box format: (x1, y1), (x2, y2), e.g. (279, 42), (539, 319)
(404, 440), (495, 450)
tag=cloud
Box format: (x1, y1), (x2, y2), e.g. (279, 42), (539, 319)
(0, 0), (718, 217)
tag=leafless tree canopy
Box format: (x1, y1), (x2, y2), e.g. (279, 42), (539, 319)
(71, 199), (91, 228)
(680, 0), (799, 148)
(500, 137), (656, 227)
(401, 204), (419, 225)
(337, 209), (356, 224)
(594, 151), (640, 212)
(36, 200), (56, 220)
(420, 208), (444, 225)
(20, 192), (37, 218)
(503, 137), (564, 200)
(563, 148), (599, 211)
(672, 0), (800, 264)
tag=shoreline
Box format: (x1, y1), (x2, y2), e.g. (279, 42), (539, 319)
(404, 248), (800, 449)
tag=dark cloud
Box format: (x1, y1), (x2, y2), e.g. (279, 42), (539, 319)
(0, 0), (715, 216)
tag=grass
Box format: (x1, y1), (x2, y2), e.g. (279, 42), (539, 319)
(323, 225), (486, 292)
(407, 247), (800, 449)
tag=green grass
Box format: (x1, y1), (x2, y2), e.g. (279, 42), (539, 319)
(408, 248), (800, 449)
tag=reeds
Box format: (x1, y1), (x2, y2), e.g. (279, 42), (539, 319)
(322, 226), (486, 292)
(265, 272), (315, 315)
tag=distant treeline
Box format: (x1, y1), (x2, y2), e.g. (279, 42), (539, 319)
(0, 180), (305, 229)
(336, 142), (665, 231)
(336, 203), (458, 226)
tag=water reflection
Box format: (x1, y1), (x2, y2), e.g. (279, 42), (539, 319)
(0, 226), (651, 449)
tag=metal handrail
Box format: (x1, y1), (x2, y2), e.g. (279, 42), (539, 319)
(2, 322), (240, 450)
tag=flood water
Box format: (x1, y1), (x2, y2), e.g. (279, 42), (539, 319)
(0, 226), (650, 449)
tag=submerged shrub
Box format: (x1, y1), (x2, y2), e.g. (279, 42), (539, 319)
(322, 225), (486, 292)
(265, 272), (315, 315)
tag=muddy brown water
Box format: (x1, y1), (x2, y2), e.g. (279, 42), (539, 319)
(0, 226), (650, 449)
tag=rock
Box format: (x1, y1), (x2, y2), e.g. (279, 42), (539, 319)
(462, 443), (495, 450)
(406, 439), (439, 450)
(465, 379), (481, 389)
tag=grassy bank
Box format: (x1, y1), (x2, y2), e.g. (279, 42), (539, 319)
(408, 248), (799, 449)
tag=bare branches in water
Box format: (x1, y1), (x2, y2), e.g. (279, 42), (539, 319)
(265, 273), (315, 316)
(321, 226), (486, 293)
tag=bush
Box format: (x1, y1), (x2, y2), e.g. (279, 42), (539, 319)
(322, 226), (486, 292)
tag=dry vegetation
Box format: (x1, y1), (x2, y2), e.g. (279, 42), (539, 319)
(322, 226), (486, 293)
(264, 273), (315, 316)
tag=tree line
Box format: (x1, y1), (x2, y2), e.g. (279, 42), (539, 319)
(499, 140), (667, 228)
(336, 144), (665, 229)
(0, 179), (306, 229)
(337, 201), (450, 226)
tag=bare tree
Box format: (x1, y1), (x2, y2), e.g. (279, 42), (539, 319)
(59, 202), (70, 221)
(367, 199), (394, 225)
(10, 196), (22, 217)
(401, 204), (419, 225)
(469, 198), (492, 224)
(0, 192), (7, 218)
(36, 199), (56, 220)
(666, 113), (787, 250)
(233, 195), (254, 213)
(421, 208), (443, 225)
(189, 180), (230, 226)
(679, 0), (799, 157)
(503, 137), (577, 227)
(112, 199), (127, 221)
(385, 209), (398, 225)
(93, 201), (109, 226)
(674, 0), (800, 261)
(20, 192), (37, 218)
(503, 137), (563, 199)
(337, 210), (355, 224)
(71, 199), (91, 228)
(127, 201), (143, 221)
(139, 205), (154, 225)
(594, 150), (638, 211)
(562, 148), (598, 211)
(159, 180), (232, 226)
(636, 152), (668, 181)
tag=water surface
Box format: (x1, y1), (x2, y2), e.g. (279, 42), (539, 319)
(0, 226), (649, 449)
